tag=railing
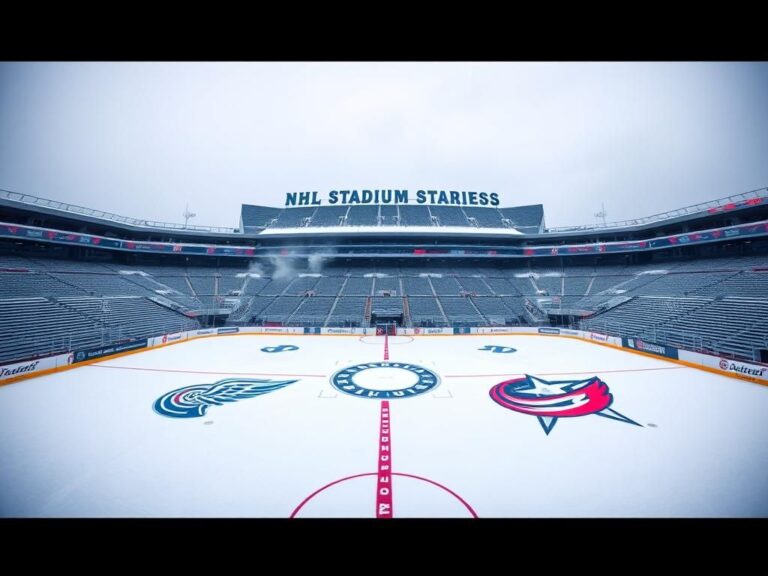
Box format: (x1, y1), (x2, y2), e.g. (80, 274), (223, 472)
(579, 317), (766, 363)
(1, 319), (196, 365)
(0, 189), (239, 234)
(4, 186), (766, 236)
(547, 187), (768, 233)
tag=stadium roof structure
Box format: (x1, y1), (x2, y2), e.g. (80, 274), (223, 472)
(3, 187), (767, 240)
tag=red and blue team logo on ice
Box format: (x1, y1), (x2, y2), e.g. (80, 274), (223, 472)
(154, 378), (298, 418)
(489, 374), (641, 435)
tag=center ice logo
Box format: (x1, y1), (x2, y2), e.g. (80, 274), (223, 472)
(154, 378), (298, 418)
(489, 375), (641, 435)
(331, 361), (440, 399)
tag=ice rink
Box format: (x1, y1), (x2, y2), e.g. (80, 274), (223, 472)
(1, 333), (767, 517)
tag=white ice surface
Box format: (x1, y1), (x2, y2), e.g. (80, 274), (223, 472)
(1, 334), (767, 517)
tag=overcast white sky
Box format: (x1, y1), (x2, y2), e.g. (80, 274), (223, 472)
(1, 62), (767, 229)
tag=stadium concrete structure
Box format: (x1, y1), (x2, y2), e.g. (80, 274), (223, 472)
(1, 187), (767, 517)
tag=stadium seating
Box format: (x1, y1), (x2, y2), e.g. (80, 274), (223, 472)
(454, 276), (487, 295)
(439, 296), (485, 325)
(579, 295), (768, 361)
(312, 276), (346, 296)
(407, 297), (448, 326)
(1, 253), (767, 363)
(430, 277), (463, 295)
(499, 205), (545, 233)
(430, 206), (470, 227)
(242, 202), (546, 231)
(270, 207), (317, 228)
(371, 296), (403, 315)
(326, 296), (367, 326)
(342, 277), (373, 296)
(289, 296), (336, 326)
(0, 271), (88, 298)
(0, 297), (104, 363)
(471, 297), (517, 324)
(379, 205), (399, 226)
(240, 204), (281, 231)
(308, 206), (348, 227)
(398, 205), (431, 226)
(462, 207), (506, 228)
(229, 295), (276, 323)
(345, 205), (379, 227)
(402, 277), (433, 295)
(373, 277), (400, 294)
(258, 296), (303, 323)
(218, 274), (248, 295)
(0, 295), (199, 364)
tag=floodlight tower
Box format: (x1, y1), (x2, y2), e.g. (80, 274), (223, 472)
(183, 204), (197, 228)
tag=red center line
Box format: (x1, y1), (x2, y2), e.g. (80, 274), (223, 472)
(383, 330), (389, 361)
(376, 400), (393, 519)
(85, 364), (326, 377)
(444, 366), (687, 378)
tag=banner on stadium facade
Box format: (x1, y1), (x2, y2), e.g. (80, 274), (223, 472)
(72, 339), (148, 364)
(2, 219), (767, 259)
(233, 326), (305, 334)
(321, 327), (354, 335)
(150, 332), (188, 347)
(538, 327), (561, 335)
(284, 190), (500, 207)
(470, 327), (514, 334)
(1, 358), (51, 381)
(409, 327), (453, 335)
(216, 327), (240, 334)
(560, 329), (581, 336)
(678, 350), (768, 382)
(621, 337), (679, 360)
(715, 358), (767, 379)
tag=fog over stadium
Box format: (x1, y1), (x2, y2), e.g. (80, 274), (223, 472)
(1, 61), (767, 228)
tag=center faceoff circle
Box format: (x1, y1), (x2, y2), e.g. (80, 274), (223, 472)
(331, 362), (440, 399)
(353, 367), (420, 390)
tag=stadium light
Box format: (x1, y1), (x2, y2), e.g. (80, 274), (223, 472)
(594, 202), (607, 226)
(183, 203), (197, 228)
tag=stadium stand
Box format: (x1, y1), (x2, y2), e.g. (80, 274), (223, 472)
(463, 206), (506, 228)
(1, 186), (767, 364)
(240, 204), (281, 231)
(309, 206), (348, 227)
(430, 206), (470, 227)
(398, 205), (432, 226)
(270, 207), (316, 228)
(499, 204), (545, 233)
(379, 204), (399, 225)
(2, 253), (767, 362)
(346, 205), (379, 227)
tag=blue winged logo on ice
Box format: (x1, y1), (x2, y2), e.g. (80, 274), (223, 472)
(153, 378), (298, 419)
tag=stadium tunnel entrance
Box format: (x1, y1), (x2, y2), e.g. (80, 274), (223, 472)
(370, 311), (403, 328)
